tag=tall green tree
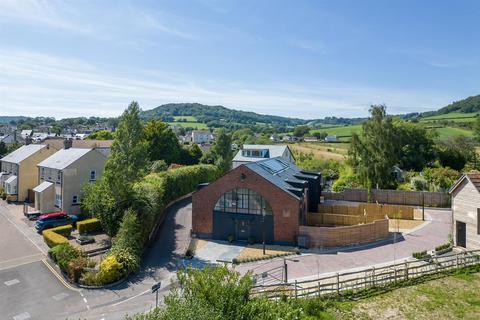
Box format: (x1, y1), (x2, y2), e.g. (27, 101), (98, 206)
(143, 119), (183, 164)
(0, 141), (7, 157)
(394, 121), (436, 171)
(349, 105), (397, 192)
(104, 101), (148, 199)
(212, 129), (232, 173)
(474, 115), (480, 143)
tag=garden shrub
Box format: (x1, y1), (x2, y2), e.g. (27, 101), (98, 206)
(67, 256), (88, 282)
(49, 243), (81, 272)
(435, 243), (452, 252)
(77, 218), (102, 235)
(96, 255), (124, 284)
(43, 230), (69, 248)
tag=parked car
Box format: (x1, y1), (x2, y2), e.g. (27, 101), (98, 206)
(35, 212), (78, 233)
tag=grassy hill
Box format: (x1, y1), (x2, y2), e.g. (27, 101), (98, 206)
(141, 103), (306, 127)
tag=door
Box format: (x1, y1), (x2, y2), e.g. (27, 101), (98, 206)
(456, 221), (466, 248)
(236, 220), (250, 241)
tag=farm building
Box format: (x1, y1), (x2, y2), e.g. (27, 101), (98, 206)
(449, 172), (480, 249)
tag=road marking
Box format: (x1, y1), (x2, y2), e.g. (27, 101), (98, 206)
(0, 209), (47, 255)
(110, 289), (150, 307)
(41, 259), (80, 292)
(4, 279), (20, 286)
(12, 312), (31, 320)
(52, 292), (69, 301)
(0, 253), (45, 271)
(83, 297), (88, 303)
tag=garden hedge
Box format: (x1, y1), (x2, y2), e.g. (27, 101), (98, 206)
(42, 225), (72, 248)
(77, 218), (102, 234)
(43, 231), (68, 248)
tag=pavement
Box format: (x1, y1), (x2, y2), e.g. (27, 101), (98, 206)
(236, 208), (452, 282)
(194, 241), (245, 263)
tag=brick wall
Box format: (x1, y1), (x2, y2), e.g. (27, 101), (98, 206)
(299, 219), (389, 248)
(192, 165), (302, 243)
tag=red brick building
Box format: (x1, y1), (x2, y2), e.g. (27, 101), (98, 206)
(192, 157), (320, 245)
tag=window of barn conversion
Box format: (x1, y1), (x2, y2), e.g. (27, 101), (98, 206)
(214, 188), (272, 215)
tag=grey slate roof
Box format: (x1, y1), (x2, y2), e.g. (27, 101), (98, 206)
(37, 148), (92, 170)
(0, 144), (47, 164)
(245, 157), (305, 200)
(233, 144), (290, 162)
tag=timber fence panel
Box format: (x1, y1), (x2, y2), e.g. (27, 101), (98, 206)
(323, 189), (450, 207)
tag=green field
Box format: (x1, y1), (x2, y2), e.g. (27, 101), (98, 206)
(420, 112), (479, 123)
(173, 115), (197, 121)
(432, 126), (474, 139)
(311, 124), (362, 141)
(167, 121), (208, 129)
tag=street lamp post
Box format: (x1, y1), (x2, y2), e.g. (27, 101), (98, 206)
(283, 258), (300, 283)
(262, 212), (266, 255)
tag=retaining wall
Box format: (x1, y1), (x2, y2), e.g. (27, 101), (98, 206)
(299, 218), (389, 248)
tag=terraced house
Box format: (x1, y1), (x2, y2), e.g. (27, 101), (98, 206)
(0, 144), (56, 202)
(33, 146), (107, 215)
(192, 157), (321, 244)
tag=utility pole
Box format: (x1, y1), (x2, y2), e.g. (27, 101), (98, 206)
(422, 191), (425, 221)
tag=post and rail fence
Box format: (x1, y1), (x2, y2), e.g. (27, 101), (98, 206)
(251, 250), (480, 299)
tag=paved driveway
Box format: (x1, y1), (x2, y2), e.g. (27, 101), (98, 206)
(236, 208), (452, 282)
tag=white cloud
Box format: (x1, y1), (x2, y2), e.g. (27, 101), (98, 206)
(0, 49), (455, 119)
(0, 0), (92, 33)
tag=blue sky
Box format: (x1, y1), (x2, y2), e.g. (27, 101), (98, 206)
(1, 0), (479, 119)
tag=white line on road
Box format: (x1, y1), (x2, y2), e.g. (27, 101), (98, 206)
(12, 312), (31, 320)
(110, 289), (150, 307)
(4, 279), (20, 286)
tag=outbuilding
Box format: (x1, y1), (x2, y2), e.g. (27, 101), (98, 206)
(449, 172), (480, 249)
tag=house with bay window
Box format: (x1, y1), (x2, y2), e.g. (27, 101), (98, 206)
(0, 144), (56, 201)
(33, 147), (107, 215)
(192, 157), (321, 244)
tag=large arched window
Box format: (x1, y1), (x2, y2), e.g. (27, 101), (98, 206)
(214, 188), (272, 215)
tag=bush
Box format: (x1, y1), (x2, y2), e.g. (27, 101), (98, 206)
(77, 218), (102, 235)
(67, 256), (88, 282)
(411, 176), (428, 191)
(435, 243), (452, 252)
(43, 230), (69, 248)
(49, 243), (81, 272)
(412, 250), (431, 260)
(96, 255), (125, 284)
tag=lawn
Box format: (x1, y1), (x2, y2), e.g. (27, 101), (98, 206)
(331, 272), (480, 320)
(167, 121), (208, 129)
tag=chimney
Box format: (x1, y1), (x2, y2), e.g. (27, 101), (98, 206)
(25, 136), (32, 145)
(64, 138), (73, 149)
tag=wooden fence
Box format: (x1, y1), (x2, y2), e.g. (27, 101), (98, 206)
(323, 188), (450, 207)
(317, 203), (415, 220)
(251, 250), (480, 299)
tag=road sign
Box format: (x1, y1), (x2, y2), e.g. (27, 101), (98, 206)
(151, 282), (161, 293)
